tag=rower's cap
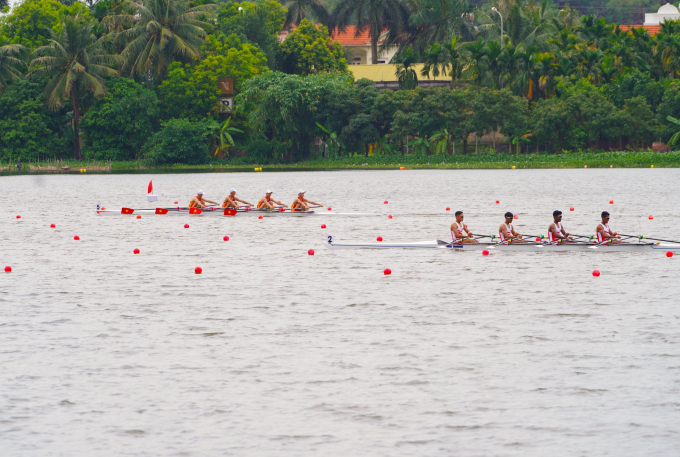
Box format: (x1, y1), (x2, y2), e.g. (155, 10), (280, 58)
(230, 188), (236, 193)
(504, 211), (513, 218)
(298, 189), (306, 194)
(197, 190), (204, 195)
(266, 189), (273, 194)
(553, 210), (562, 217)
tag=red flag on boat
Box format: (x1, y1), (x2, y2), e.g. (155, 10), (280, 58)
(155, 208), (168, 214)
(224, 208), (237, 216)
(148, 180), (153, 194)
(189, 207), (203, 214)
(121, 207), (135, 214)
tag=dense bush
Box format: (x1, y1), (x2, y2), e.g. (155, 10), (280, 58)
(144, 119), (209, 165)
(81, 78), (160, 161)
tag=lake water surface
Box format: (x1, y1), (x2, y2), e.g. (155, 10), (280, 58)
(1, 169), (679, 456)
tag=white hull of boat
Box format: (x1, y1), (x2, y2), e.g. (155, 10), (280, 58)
(324, 237), (680, 252)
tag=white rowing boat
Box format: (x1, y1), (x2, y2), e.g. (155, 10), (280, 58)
(324, 236), (680, 252)
(96, 207), (316, 216)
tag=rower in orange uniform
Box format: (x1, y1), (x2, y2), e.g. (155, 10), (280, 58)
(189, 190), (218, 208)
(498, 212), (526, 243)
(450, 211), (478, 243)
(547, 210), (575, 244)
(596, 211), (623, 244)
(291, 190), (323, 211)
(257, 190), (288, 210)
(223, 189), (253, 209)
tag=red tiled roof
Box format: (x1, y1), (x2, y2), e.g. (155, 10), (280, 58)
(278, 24), (383, 46)
(618, 25), (662, 35)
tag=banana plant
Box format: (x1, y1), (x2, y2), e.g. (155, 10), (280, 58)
(214, 117), (244, 158)
(504, 126), (532, 154)
(666, 116), (680, 148)
(430, 129), (450, 154)
(316, 123), (341, 158)
(407, 136), (432, 156)
(372, 135), (395, 156)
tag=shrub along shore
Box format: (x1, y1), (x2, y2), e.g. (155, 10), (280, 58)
(2, 151), (678, 174)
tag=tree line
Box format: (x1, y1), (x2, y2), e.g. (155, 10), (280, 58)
(2, 0), (680, 164)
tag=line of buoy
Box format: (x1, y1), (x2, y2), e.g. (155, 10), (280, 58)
(482, 250), (489, 256)
(184, 224), (189, 228)
(377, 236), (383, 241)
(446, 207), (450, 211)
(4, 266), (11, 273)
(133, 248), (140, 254)
(609, 200), (614, 204)
(136, 215), (141, 219)
(570, 207), (574, 211)
(388, 215), (393, 219)
(308, 249), (314, 256)
(592, 270), (600, 277)
(50, 224), (55, 228)
(195, 267), (202, 274)
(667, 251), (674, 258)
(384, 268), (391, 275)
(223, 236), (229, 241)
(258, 215), (263, 219)
(16, 215), (21, 219)
(74, 235), (80, 240)
(384, 201), (388, 204)
(327, 207), (332, 211)
(649, 215), (654, 220)
(321, 224), (326, 229)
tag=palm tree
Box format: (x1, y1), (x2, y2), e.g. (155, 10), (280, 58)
(408, 0), (474, 52)
(0, 44), (28, 95)
(394, 48), (419, 89)
(106, 0), (215, 79)
(421, 37), (464, 82)
(666, 116), (680, 148)
(332, 0), (410, 65)
(29, 15), (120, 159)
(282, 0), (330, 28)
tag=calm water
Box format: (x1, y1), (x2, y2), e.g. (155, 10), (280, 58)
(1, 169), (679, 456)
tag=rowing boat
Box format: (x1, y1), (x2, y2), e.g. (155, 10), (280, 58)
(96, 207), (316, 216)
(324, 236), (680, 252)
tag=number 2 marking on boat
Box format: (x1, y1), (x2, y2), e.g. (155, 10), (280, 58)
(326, 235), (334, 244)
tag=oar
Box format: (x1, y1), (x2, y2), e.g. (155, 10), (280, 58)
(620, 234), (680, 244)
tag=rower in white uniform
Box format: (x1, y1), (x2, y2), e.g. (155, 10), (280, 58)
(498, 212), (526, 243)
(450, 211), (478, 243)
(596, 211), (623, 244)
(548, 210), (575, 244)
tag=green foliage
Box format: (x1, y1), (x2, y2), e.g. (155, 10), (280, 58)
(276, 19), (348, 75)
(81, 78), (160, 160)
(216, 0), (286, 68)
(0, 78), (69, 161)
(0, 44), (28, 94)
(158, 34), (268, 120)
(144, 118), (209, 165)
(0, 0), (91, 48)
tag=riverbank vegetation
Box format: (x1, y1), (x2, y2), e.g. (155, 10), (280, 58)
(3, 0), (680, 166)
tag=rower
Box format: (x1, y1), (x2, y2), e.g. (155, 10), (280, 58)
(189, 190), (218, 208)
(498, 212), (526, 243)
(596, 211), (623, 244)
(548, 210), (575, 244)
(291, 190), (322, 211)
(257, 190), (288, 210)
(450, 211), (478, 243)
(223, 189), (253, 209)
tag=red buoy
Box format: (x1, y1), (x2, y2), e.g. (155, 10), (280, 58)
(535, 237), (541, 242)
(384, 268), (391, 275)
(384, 201), (388, 204)
(513, 215), (519, 219)
(446, 207), (450, 211)
(223, 236), (229, 241)
(495, 200), (499, 204)
(136, 215), (141, 219)
(327, 207), (332, 211)
(258, 215), (263, 219)
(592, 270), (600, 277)
(377, 236), (383, 241)
(649, 215), (654, 220)
(667, 251), (674, 258)
(388, 215), (393, 219)
(195, 267), (202, 274)
(16, 215), (21, 219)
(73, 235), (80, 240)
(4, 266), (11, 273)
(482, 250), (489, 256)
(308, 249), (314, 256)
(174, 201), (178, 204)
(321, 224), (326, 229)
(133, 248), (140, 254)
(50, 224), (55, 228)
(184, 224), (189, 228)
(570, 207), (574, 211)
(609, 200), (614, 204)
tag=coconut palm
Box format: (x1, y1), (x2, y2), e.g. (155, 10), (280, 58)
(29, 15), (120, 159)
(407, 0), (474, 51)
(421, 37), (464, 82)
(0, 44), (28, 94)
(106, 0), (215, 79)
(282, 0), (330, 28)
(332, 0), (410, 65)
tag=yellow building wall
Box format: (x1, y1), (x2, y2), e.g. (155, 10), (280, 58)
(348, 64), (452, 82)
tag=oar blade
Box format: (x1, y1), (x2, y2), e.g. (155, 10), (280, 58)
(224, 208), (237, 216)
(121, 207), (134, 214)
(155, 208), (169, 215)
(189, 208), (203, 215)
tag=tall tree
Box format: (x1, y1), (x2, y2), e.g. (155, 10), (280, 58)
(332, 0), (410, 65)
(281, 0), (330, 28)
(408, 0), (474, 51)
(28, 15), (120, 159)
(106, 0), (215, 80)
(0, 44), (28, 94)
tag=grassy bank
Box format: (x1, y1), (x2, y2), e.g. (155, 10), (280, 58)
(2, 151), (679, 174)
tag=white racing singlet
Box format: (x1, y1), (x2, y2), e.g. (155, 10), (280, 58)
(499, 223), (514, 244)
(547, 221), (563, 244)
(451, 222), (467, 243)
(597, 223), (613, 244)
